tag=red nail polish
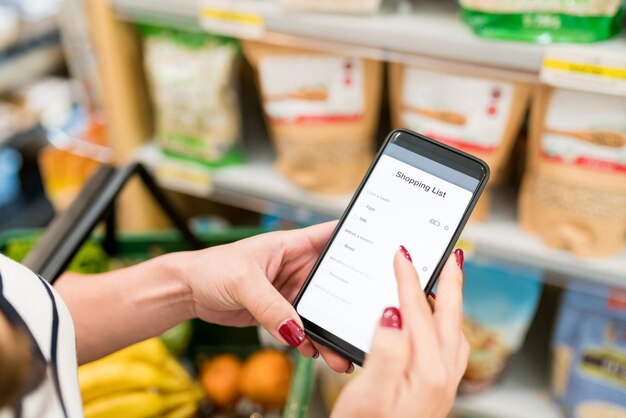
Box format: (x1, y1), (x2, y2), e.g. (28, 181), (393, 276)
(428, 291), (437, 300)
(399, 245), (412, 262)
(278, 320), (306, 347)
(312, 349), (320, 359)
(380, 307), (402, 329)
(346, 363), (355, 374)
(454, 248), (464, 270)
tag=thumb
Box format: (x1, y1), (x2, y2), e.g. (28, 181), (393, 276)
(237, 274), (318, 358)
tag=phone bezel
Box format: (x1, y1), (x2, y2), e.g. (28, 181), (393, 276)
(293, 128), (490, 366)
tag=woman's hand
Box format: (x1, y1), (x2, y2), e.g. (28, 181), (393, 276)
(57, 222), (353, 367)
(174, 221), (352, 373)
(331, 248), (469, 418)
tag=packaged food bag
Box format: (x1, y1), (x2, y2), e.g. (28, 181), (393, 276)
(142, 26), (242, 167)
(281, 0), (383, 14)
(520, 86), (626, 257)
(389, 64), (531, 221)
(552, 283), (626, 418)
(460, 259), (543, 392)
(459, 0), (624, 43)
(243, 41), (383, 194)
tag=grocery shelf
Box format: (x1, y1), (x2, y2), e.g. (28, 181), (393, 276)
(135, 141), (626, 288)
(0, 16), (63, 94)
(454, 357), (559, 418)
(112, 0), (626, 81)
(0, 41), (64, 94)
(135, 142), (350, 224)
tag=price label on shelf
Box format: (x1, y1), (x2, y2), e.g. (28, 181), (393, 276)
(155, 160), (214, 197)
(199, 0), (275, 39)
(540, 46), (626, 97)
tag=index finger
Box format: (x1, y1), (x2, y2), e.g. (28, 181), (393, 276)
(393, 250), (439, 363)
(433, 250), (464, 358)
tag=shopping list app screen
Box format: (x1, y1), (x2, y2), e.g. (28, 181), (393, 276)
(297, 143), (479, 352)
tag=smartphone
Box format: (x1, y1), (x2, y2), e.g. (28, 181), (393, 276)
(293, 129), (489, 366)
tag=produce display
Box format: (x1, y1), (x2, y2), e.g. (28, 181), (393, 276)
(142, 26), (242, 167)
(199, 349), (293, 415)
(389, 64), (530, 221)
(552, 283), (626, 418)
(79, 338), (203, 418)
(5, 236), (109, 273)
(459, 0), (624, 42)
(520, 86), (626, 257)
(243, 40), (383, 194)
(1, 230), (307, 418)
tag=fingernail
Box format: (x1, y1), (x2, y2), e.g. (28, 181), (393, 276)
(278, 319), (306, 347)
(312, 349), (320, 359)
(428, 291), (437, 300)
(454, 248), (464, 270)
(399, 245), (412, 262)
(345, 363), (355, 374)
(380, 307), (402, 329)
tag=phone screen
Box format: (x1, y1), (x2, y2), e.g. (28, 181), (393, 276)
(296, 134), (483, 353)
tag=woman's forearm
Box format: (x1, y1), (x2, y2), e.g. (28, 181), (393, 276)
(54, 252), (195, 364)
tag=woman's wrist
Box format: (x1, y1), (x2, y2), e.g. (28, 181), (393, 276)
(145, 251), (198, 322)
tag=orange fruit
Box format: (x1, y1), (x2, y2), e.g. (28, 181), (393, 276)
(199, 354), (242, 408)
(239, 349), (292, 410)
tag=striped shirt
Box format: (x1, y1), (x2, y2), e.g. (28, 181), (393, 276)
(0, 254), (83, 418)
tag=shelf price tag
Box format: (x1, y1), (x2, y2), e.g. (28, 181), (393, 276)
(199, 0), (273, 39)
(155, 160), (214, 197)
(540, 46), (626, 97)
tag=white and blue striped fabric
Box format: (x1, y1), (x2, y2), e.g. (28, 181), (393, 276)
(0, 254), (83, 418)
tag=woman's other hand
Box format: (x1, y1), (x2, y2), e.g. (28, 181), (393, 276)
(330, 249), (469, 418)
(177, 221), (352, 373)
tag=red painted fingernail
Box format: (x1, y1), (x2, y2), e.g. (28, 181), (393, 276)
(380, 307), (402, 329)
(454, 248), (464, 270)
(312, 349), (320, 359)
(278, 320), (306, 347)
(399, 245), (412, 262)
(346, 363), (355, 374)
(428, 291), (437, 300)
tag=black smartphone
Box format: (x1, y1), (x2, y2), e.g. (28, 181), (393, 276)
(293, 128), (490, 366)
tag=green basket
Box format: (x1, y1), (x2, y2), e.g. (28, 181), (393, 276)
(0, 228), (315, 418)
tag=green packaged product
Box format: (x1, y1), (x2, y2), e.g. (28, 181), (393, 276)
(141, 25), (243, 167)
(459, 0), (624, 43)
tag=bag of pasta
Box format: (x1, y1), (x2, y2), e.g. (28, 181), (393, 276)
(243, 41), (383, 194)
(520, 86), (626, 257)
(459, 0), (624, 43)
(142, 25), (242, 167)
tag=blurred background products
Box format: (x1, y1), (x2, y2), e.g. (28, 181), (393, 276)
(243, 41), (382, 194)
(552, 283), (626, 418)
(520, 86), (626, 257)
(142, 26), (242, 167)
(281, 0), (383, 14)
(460, 259), (543, 392)
(459, 0), (625, 42)
(0, 147), (22, 208)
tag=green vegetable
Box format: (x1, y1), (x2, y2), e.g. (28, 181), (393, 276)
(160, 320), (194, 355)
(4, 238), (110, 274)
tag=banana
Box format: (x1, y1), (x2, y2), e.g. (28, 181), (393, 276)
(84, 388), (200, 418)
(162, 356), (193, 385)
(101, 338), (170, 366)
(162, 401), (197, 418)
(84, 391), (163, 418)
(79, 361), (190, 403)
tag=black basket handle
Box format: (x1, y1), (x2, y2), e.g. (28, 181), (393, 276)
(24, 163), (202, 283)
